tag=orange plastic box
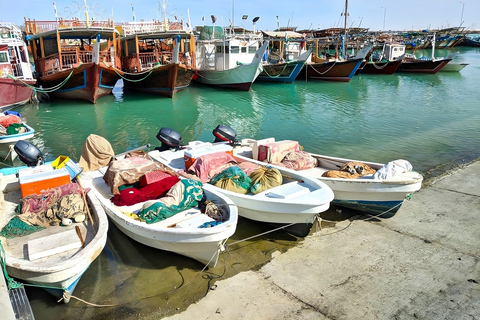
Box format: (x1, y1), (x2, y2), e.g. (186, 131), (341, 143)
(18, 165), (71, 198)
(183, 144), (233, 169)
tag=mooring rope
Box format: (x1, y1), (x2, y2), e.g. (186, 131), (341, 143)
(261, 62), (290, 78)
(307, 61), (338, 75)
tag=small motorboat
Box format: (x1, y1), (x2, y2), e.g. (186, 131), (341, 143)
(0, 111), (35, 162)
(0, 141), (108, 303)
(148, 127), (334, 237)
(233, 133), (423, 218)
(77, 134), (238, 268)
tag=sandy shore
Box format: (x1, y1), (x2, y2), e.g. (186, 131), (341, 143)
(161, 159), (480, 320)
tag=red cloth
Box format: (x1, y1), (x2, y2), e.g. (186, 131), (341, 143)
(187, 152), (237, 182)
(0, 114), (21, 128)
(111, 176), (180, 206)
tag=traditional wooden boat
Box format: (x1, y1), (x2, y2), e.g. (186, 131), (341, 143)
(194, 25), (268, 90)
(24, 18), (122, 103)
(397, 33), (451, 74)
(257, 30), (310, 83)
(360, 43), (405, 75)
(396, 55), (451, 74)
(235, 137), (423, 218)
(0, 23), (36, 111)
(0, 112), (35, 162)
(0, 162), (108, 303)
(77, 138), (238, 268)
(119, 20), (196, 98)
(299, 57), (363, 82)
(258, 50), (311, 83)
(149, 128), (334, 237)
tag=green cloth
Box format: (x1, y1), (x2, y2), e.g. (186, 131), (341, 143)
(137, 179), (204, 224)
(6, 123), (26, 135)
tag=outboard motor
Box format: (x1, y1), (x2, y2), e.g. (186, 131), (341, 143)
(212, 125), (237, 144)
(14, 140), (45, 167)
(155, 127), (182, 151)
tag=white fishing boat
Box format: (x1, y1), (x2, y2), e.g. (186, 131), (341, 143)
(149, 128), (334, 237)
(0, 149), (108, 303)
(235, 136), (423, 218)
(77, 136), (238, 268)
(0, 112), (35, 161)
(194, 23), (268, 90)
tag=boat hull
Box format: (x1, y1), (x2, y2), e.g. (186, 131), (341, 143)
(0, 123), (35, 161)
(122, 64), (195, 98)
(319, 173), (422, 218)
(360, 59), (403, 75)
(81, 169), (238, 268)
(0, 78), (36, 111)
(38, 63), (119, 103)
(300, 58), (363, 82)
(257, 61), (305, 83)
(396, 58), (451, 74)
(0, 175), (109, 303)
(194, 63), (263, 91)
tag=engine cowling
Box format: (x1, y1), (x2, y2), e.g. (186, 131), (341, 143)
(14, 140), (44, 167)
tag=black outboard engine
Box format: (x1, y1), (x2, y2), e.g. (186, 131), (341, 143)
(155, 127), (182, 151)
(14, 140), (45, 167)
(212, 125), (237, 144)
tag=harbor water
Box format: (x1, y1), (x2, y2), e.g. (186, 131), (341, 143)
(3, 46), (480, 319)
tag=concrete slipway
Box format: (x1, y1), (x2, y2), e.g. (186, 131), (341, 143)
(163, 159), (480, 320)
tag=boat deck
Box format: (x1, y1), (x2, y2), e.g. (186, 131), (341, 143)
(0, 174), (93, 269)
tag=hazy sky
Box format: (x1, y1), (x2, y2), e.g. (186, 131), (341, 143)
(2, 0), (478, 32)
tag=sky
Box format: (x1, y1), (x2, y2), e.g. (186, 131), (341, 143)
(1, 0), (478, 32)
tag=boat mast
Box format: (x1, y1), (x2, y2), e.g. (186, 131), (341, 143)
(343, 0), (348, 58)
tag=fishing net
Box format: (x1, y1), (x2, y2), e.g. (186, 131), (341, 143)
(249, 166), (283, 194)
(210, 166), (251, 194)
(6, 123), (27, 135)
(0, 216), (44, 239)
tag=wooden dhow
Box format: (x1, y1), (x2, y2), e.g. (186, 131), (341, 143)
(24, 18), (122, 103)
(118, 20), (196, 98)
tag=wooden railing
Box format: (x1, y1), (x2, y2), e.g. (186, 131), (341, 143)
(119, 20), (185, 36)
(121, 51), (195, 72)
(24, 19), (114, 35)
(35, 50), (120, 76)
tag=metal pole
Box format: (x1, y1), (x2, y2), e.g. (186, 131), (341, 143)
(460, 1), (465, 27)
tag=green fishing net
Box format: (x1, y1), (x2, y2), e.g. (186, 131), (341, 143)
(0, 216), (44, 239)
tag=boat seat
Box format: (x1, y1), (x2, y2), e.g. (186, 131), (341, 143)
(254, 181), (311, 199)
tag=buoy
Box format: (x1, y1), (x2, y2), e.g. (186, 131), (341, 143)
(61, 218), (72, 226)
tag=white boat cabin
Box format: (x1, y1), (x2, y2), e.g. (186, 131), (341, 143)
(196, 26), (261, 71)
(0, 23), (34, 80)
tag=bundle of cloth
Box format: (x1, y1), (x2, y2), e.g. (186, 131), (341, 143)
(322, 161), (377, 179)
(0, 183), (85, 238)
(182, 151), (283, 195)
(0, 112), (27, 135)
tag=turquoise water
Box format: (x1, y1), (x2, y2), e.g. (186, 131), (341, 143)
(6, 47), (479, 177)
(4, 47), (480, 319)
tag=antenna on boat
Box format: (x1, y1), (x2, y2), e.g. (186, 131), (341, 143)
(242, 15), (247, 34)
(211, 15), (216, 39)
